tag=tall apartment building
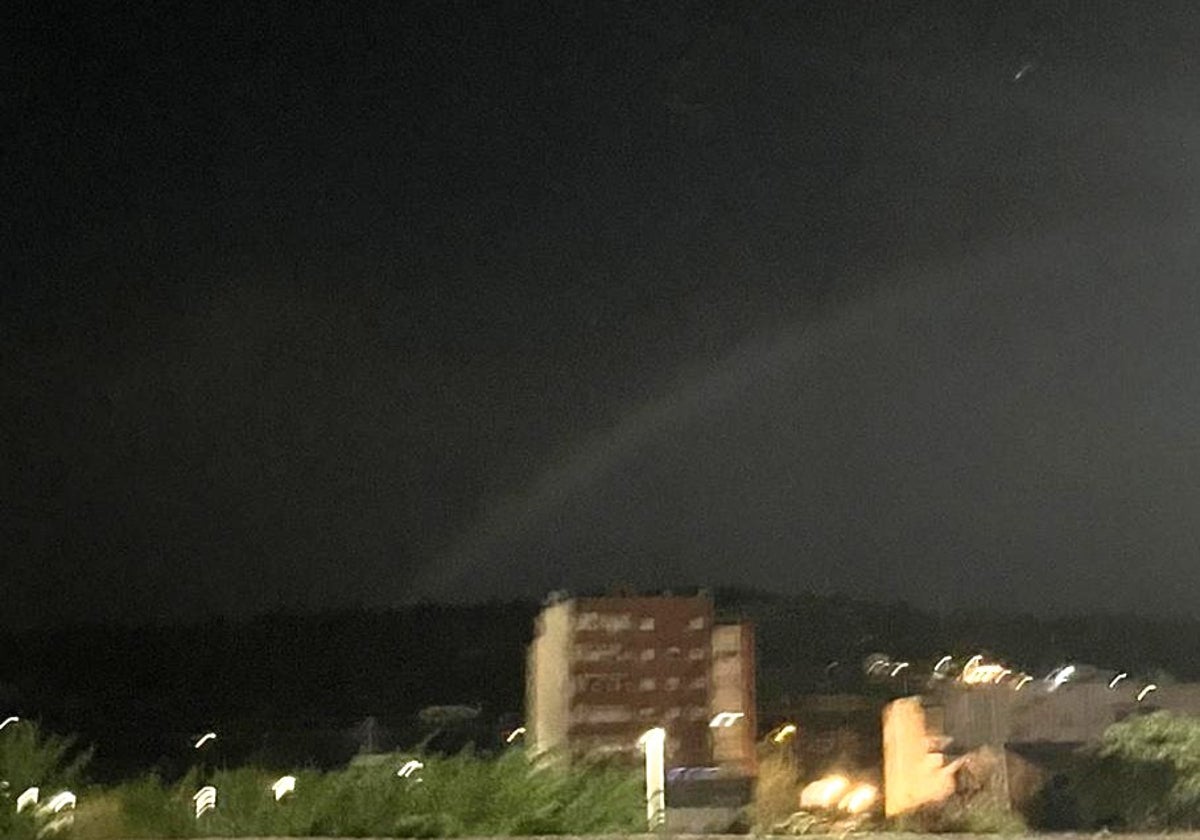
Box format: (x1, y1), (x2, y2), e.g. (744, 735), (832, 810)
(526, 591), (755, 773)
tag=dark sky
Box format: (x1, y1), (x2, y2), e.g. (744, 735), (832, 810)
(5, 1), (1200, 626)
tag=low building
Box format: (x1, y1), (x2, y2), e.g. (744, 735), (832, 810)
(526, 590), (755, 772)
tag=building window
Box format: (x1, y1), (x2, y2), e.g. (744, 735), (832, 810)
(689, 677), (707, 690)
(638, 707), (657, 720)
(639, 617), (655, 631)
(688, 616), (706, 630)
(664, 677), (680, 691)
(687, 706), (707, 721)
(640, 648), (655, 662)
(639, 678), (656, 691)
(665, 707), (682, 721)
(666, 646), (681, 659)
(689, 647), (706, 660)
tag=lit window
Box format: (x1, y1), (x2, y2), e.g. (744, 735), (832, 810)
(665, 707), (682, 720)
(688, 616), (706, 630)
(640, 648), (655, 661)
(639, 617), (655, 631)
(639, 707), (656, 720)
(687, 706), (707, 721)
(639, 678), (656, 691)
(666, 646), (681, 659)
(689, 677), (707, 690)
(664, 677), (680, 691)
(689, 648), (706, 660)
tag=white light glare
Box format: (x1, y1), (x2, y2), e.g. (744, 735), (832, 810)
(933, 656), (952, 673)
(890, 662), (910, 677)
(193, 786), (217, 818)
(271, 776), (296, 801)
(1108, 672), (1128, 690)
(194, 732), (217, 749)
(0, 716), (18, 730)
(44, 791), (76, 813)
(16, 787), (38, 812)
(771, 723), (797, 744)
(1014, 675), (1033, 691)
(397, 760), (424, 778)
(1048, 665), (1076, 692)
(709, 711), (745, 728)
(505, 726), (526, 744)
(1137, 684), (1158, 702)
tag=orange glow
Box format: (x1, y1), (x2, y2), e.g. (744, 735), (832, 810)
(800, 775), (850, 809)
(839, 783), (878, 814)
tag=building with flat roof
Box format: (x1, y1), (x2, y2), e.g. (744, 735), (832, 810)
(526, 591), (755, 772)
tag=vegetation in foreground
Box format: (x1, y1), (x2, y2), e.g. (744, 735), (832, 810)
(3, 719), (642, 838)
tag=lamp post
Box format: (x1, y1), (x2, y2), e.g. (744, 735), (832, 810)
(637, 727), (666, 831)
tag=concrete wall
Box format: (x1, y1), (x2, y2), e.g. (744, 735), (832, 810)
(528, 600), (573, 756)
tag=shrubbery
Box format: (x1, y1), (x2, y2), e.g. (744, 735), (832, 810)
(0, 720), (91, 840)
(1072, 711), (1200, 830)
(72, 749), (643, 838)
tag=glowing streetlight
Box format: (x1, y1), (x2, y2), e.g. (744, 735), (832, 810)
(1108, 672), (1128, 690)
(1137, 684), (1158, 702)
(0, 716), (18, 730)
(194, 732), (217, 749)
(637, 727), (666, 831)
(505, 726), (527, 744)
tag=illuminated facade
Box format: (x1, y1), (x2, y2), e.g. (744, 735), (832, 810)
(526, 591), (755, 771)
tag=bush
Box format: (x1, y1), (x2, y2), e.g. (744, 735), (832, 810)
(0, 720), (91, 840)
(1074, 711), (1200, 830)
(102, 749), (643, 837)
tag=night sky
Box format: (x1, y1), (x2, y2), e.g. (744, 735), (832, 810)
(5, 1), (1200, 626)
